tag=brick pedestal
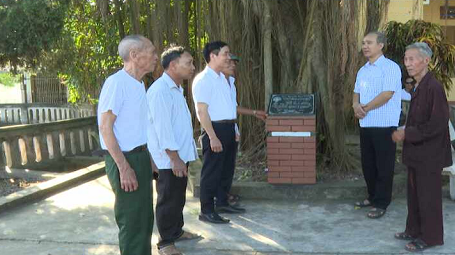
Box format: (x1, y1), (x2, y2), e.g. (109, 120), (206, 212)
(266, 116), (316, 184)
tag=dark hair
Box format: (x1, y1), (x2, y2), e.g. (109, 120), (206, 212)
(161, 45), (186, 70)
(203, 41), (228, 63)
(367, 31), (387, 48)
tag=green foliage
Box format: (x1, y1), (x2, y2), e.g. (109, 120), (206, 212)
(384, 20), (455, 91)
(67, 83), (80, 104)
(0, 0), (69, 71)
(41, 0), (122, 102)
(0, 72), (19, 87)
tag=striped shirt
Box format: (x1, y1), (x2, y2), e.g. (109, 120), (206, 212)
(354, 55), (402, 127)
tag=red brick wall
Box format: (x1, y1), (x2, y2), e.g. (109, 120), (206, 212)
(266, 116), (316, 184)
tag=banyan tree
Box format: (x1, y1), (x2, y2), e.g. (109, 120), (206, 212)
(49, 0), (392, 173)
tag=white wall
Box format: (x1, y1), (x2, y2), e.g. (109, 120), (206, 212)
(0, 83), (22, 103)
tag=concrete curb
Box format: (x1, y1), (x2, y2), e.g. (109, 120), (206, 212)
(189, 178), (405, 200)
(0, 162), (105, 214)
(188, 163), (451, 200)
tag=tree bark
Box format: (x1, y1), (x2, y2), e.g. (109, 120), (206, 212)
(114, 0), (125, 39)
(128, 0), (141, 34)
(263, 1), (273, 109)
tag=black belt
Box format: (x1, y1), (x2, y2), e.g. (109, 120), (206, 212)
(92, 144), (147, 157)
(212, 119), (237, 124)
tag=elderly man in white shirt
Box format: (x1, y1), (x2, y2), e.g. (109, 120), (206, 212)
(352, 31), (402, 219)
(192, 41), (246, 224)
(146, 46), (199, 255)
(98, 35), (158, 255)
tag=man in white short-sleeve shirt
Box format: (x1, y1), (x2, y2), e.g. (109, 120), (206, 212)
(97, 35), (158, 255)
(146, 45), (199, 254)
(192, 41), (245, 224)
(352, 32), (401, 219)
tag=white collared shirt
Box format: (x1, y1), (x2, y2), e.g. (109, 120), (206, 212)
(97, 69), (148, 151)
(146, 72), (198, 169)
(192, 66), (238, 121)
(354, 55), (402, 127)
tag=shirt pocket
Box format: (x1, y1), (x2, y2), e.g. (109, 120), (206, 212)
(359, 77), (382, 102)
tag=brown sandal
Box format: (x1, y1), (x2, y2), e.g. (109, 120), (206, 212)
(175, 231), (201, 242)
(158, 244), (183, 255)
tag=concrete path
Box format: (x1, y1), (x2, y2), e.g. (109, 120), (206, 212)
(0, 176), (454, 255)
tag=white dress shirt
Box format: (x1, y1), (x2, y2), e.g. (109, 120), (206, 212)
(146, 72), (198, 169)
(353, 55), (402, 127)
(97, 69), (148, 151)
(227, 76), (240, 135)
(192, 66), (237, 121)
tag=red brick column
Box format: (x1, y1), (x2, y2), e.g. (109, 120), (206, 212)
(266, 116), (316, 184)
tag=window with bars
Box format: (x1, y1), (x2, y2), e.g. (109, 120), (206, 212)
(440, 6), (455, 19)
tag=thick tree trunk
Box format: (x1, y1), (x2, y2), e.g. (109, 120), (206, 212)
(263, 1), (273, 109)
(128, 0), (141, 34)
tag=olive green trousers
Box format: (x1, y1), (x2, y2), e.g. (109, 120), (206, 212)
(105, 150), (153, 255)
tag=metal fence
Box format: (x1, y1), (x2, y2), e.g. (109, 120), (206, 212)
(31, 76), (67, 104)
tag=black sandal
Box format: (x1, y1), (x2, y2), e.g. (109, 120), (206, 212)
(354, 199), (372, 208)
(405, 238), (429, 252)
(228, 193), (240, 204)
(394, 232), (414, 241)
(367, 208), (386, 219)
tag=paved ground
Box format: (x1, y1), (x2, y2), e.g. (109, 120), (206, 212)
(0, 176), (454, 255)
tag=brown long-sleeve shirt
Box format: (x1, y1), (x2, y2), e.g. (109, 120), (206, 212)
(402, 72), (452, 170)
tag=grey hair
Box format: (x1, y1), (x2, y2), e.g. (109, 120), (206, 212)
(367, 31), (387, 47)
(406, 42), (433, 58)
(118, 35), (148, 61)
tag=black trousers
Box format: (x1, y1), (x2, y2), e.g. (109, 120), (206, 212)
(405, 167), (444, 246)
(156, 168), (188, 248)
(200, 122), (237, 214)
(359, 127), (397, 209)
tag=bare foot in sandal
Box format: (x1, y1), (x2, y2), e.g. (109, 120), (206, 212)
(405, 238), (430, 252)
(367, 207), (386, 219)
(394, 232), (415, 241)
(158, 244), (183, 255)
(354, 199), (372, 208)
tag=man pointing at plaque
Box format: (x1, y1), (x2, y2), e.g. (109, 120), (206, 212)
(192, 41), (246, 224)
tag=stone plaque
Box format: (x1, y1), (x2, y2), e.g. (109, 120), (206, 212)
(267, 94), (315, 116)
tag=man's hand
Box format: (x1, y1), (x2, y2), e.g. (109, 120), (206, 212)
(254, 110), (267, 121)
(118, 161), (138, 192)
(210, 136), (223, 153)
(235, 133), (240, 142)
(99, 111), (138, 192)
(353, 103), (367, 119)
(392, 130), (405, 143)
(171, 157), (187, 178)
(151, 157), (159, 180)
